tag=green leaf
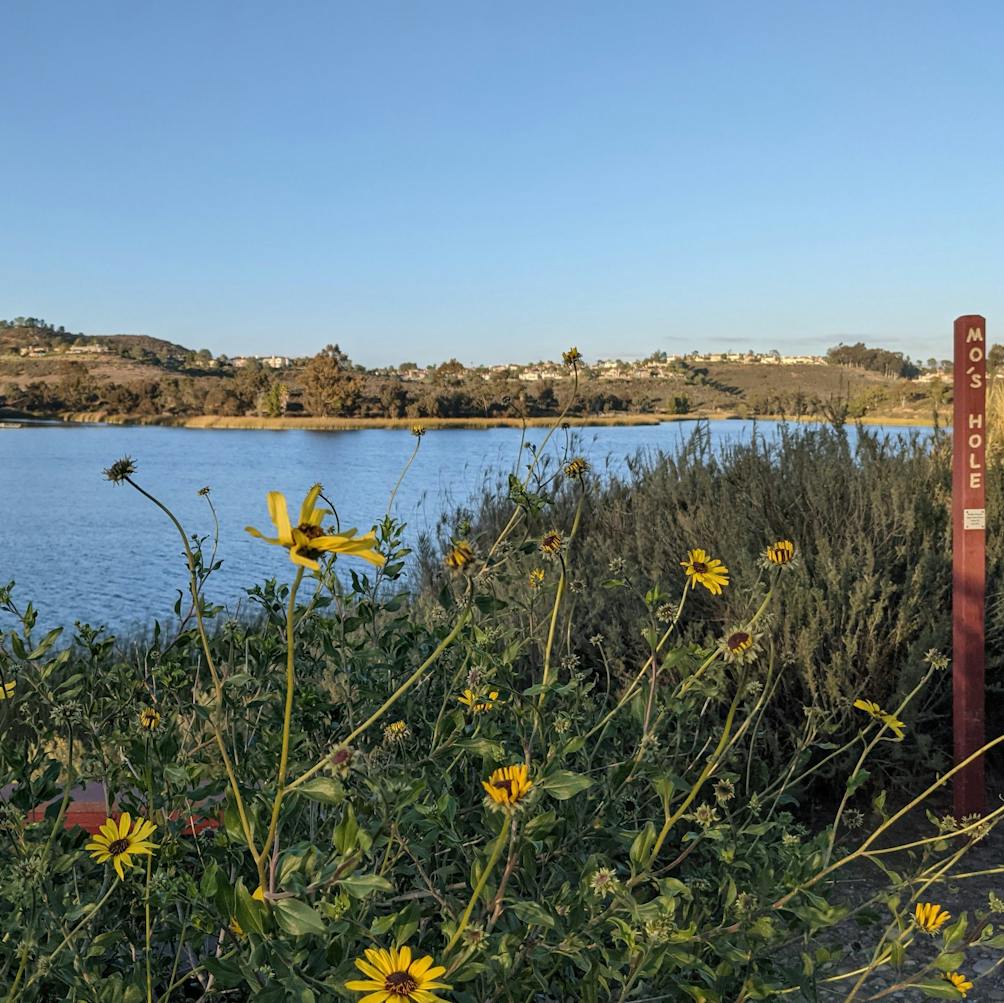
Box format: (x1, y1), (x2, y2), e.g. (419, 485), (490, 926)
(932, 951), (966, 972)
(234, 883), (265, 937)
(630, 821), (657, 870)
(202, 958), (246, 988)
(223, 798), (254, 845)
(455, 737), (505, 759)
(538, 770), (593, 800)
(273, 898), (326, 937)
(845, 769), (870, 795)
(199, 861), (220, 898)
(510, 900), (556, 927)
(333, 805), (359, 854)
(943, 914), (968, 949)
(295, 777), (344, 805)
(913, 979), (966, 999)
(163, 764), (189, 787)
(27, 627), (62, 660)
(339, 874), (393, 899)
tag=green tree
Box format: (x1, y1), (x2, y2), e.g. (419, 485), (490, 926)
(301, 345), (362, 416)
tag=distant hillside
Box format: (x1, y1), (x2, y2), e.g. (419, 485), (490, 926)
(102, 333), (194, 356)
(0, 318), (193, 361)
(0, 317), (959, 425)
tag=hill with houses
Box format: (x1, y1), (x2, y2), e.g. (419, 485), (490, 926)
(0, 317), (965, 424)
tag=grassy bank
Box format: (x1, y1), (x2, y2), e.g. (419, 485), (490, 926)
(46, 409), (943, 429)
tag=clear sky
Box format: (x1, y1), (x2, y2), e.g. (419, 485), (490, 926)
(2, 2), (1002, 367)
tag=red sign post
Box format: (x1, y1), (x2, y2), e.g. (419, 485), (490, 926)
(953, 314), (987, 817)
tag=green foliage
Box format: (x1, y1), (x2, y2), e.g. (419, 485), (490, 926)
(427, 422), (1002, 790)
(827, 342), (921, 379)
(0, 428), (1000, 1000)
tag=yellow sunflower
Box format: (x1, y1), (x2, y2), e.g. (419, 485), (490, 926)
(246, 484), (384, 571)
(945, 971), (973, 997)
(681, 549), (729, 596)
(0, 679), (15, 701)
(540, 531), (563, 557)
(482, 764), (533, 807)
(563, 457), (588, 478)
(528, 568), (545, 589)
(444, 541), (475, 571)
(880, 711), (906, 741)
(853, 698), (882, 718)
(139, 707), (161, 731)
(853, 699), (906, 741)
(85, 813), (158, 880)
(457, 689), (501, 714)
(721, 628), (761, 665)
(383, 720), (411, 743)
(914, 902), (951, 934)
(345, 945), (451, 1002)
(765, 540), (796, 566)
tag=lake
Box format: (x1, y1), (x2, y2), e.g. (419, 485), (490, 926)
(0, 420), (931, 634)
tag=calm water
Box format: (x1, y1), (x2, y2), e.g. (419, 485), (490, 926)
(0, 420), (929, 634)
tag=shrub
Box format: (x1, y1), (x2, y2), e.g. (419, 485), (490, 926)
(421, 422), (1004, 789)
(1, 404), (1002, 1000)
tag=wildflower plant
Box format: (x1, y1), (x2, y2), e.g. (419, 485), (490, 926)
(2, 359), (1004, 1000)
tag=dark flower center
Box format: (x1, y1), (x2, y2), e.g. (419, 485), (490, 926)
(728, 632), (751, 652)
(692, 562), (708, 574)
(297, 523), (325, 540)
(384, 971), (418, 994)
(493, 779), (514, 797)
(108, 838), (130, 855)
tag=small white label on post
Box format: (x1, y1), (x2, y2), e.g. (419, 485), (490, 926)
(964, 508), (986, 530)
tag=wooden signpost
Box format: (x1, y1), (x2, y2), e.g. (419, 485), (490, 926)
(953, 314), (987, 817)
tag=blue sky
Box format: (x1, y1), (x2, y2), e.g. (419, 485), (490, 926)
(1, 1), (1002, 366)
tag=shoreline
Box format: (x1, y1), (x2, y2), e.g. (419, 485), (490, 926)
(4, 411), (943, 430)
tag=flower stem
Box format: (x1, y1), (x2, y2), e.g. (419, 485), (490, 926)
(444, 813), (512, 958)
(23, 883), (117, 994)
(124, 476), (259, 863)
(259, 567), (305, 888)
(386, 436), (421, 517)
(287, 610), (471, 793)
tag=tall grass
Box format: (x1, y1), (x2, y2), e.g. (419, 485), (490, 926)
(422, 421), (1004, 786)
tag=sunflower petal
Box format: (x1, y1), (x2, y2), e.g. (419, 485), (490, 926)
(364, 947), (393, 975)
(299, 484), (323, 526)
(267, 492), (293, 544)
(245, 525), (281, 545)
(352, 959), (385, 981)
(409, 956), (434, 978)
(289, 547), (321, 570)
(345, 979), (384, 991)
